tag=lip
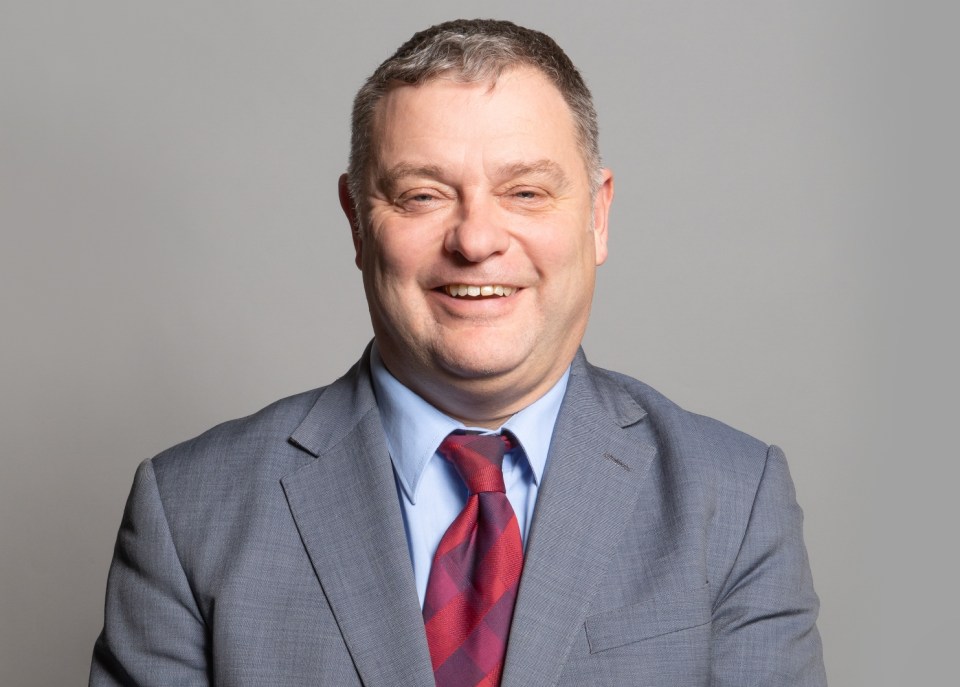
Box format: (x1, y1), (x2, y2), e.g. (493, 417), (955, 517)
(428, 285), (523, 316)
(439, 283), (519, 298)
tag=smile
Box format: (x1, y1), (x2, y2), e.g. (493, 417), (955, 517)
(443, 284), (517, 298)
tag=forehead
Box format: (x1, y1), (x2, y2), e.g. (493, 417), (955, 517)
(368, 67), (582, 170)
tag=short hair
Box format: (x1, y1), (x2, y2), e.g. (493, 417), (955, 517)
(346, 19), (602, 221)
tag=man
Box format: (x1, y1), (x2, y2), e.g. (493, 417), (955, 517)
(91, 19), (826, 686)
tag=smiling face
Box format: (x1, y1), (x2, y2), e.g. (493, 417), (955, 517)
(341, 66), (613, 427)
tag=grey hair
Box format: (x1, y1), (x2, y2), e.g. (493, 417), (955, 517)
(346, 19), (602, 224)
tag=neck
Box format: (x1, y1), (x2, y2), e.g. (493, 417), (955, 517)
(384, 359), (572, 430)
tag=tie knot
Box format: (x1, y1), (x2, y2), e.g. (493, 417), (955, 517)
(438, 432), (514, 494)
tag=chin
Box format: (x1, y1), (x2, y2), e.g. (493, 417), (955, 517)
(433, 347), (524, 382)
(432, 325), (542, 379)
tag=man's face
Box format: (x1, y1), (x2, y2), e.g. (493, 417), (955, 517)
(343, 66), (613, 424)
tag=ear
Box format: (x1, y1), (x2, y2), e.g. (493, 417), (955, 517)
(338, 173), (363, 269)
(592, 169), (614, 266)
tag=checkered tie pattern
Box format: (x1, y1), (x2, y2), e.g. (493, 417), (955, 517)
(423, 431), (524, 687)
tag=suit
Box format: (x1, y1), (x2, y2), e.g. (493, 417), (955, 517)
(91, 348), (826, 686)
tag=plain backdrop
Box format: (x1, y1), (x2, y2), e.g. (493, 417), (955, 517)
(1, 1), (957, 685)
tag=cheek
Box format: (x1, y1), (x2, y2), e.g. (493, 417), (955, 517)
(364, 230), (412, 281)
(365, 217), (441, 282)
(531, 228), (597, 278)
(362, 237), (432, 322)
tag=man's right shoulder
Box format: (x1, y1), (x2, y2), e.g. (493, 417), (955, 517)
(146, 386), (328, 480)
(139, 351), (377, 501)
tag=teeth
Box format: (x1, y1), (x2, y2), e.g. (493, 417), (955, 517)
(444, 284), (516, 298)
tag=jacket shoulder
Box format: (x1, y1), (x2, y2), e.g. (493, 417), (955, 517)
(149, 387), (325, 477)
(585, 361), (771, 480)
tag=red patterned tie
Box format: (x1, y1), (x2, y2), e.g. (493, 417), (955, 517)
(423, 432), (524, 687)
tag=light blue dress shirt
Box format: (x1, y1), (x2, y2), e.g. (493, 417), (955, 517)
(369, 344), (569, 607)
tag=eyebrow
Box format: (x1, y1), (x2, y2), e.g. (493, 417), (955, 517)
(494, 159), (571, 189)
(375, 163), (446, 196)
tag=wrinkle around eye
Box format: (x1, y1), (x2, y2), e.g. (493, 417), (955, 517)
(499, 187), (552, 211)
(394, 190), (451, 213)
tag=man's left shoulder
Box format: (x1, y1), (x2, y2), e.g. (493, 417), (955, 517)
(580, 358), (773, 481)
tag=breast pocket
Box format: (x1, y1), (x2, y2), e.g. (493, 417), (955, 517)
(584, 582), (711, 654)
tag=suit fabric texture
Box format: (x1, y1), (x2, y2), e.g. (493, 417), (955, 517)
(90, 348), (827, 686)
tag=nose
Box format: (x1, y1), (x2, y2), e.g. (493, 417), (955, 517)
(443, 194), (510, 262)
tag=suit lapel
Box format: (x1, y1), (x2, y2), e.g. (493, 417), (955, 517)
(281, 354), (435, 687)
(501, 352), (658, 687)
(278, 349), (657, 687)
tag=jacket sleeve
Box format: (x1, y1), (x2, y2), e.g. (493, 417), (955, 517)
(90, 459), (210, 686)
(710, 445), (828, 686)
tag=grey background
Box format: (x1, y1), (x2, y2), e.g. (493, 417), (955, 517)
(1, 1), (956, 685)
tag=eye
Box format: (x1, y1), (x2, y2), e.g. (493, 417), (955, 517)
(502, 186), (549, 210)
(395, 189), (445, 212)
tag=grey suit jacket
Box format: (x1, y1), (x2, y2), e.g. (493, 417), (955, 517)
(90, 349), (826, 686)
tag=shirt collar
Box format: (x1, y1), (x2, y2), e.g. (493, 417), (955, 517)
(369, 342), (569, 504)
